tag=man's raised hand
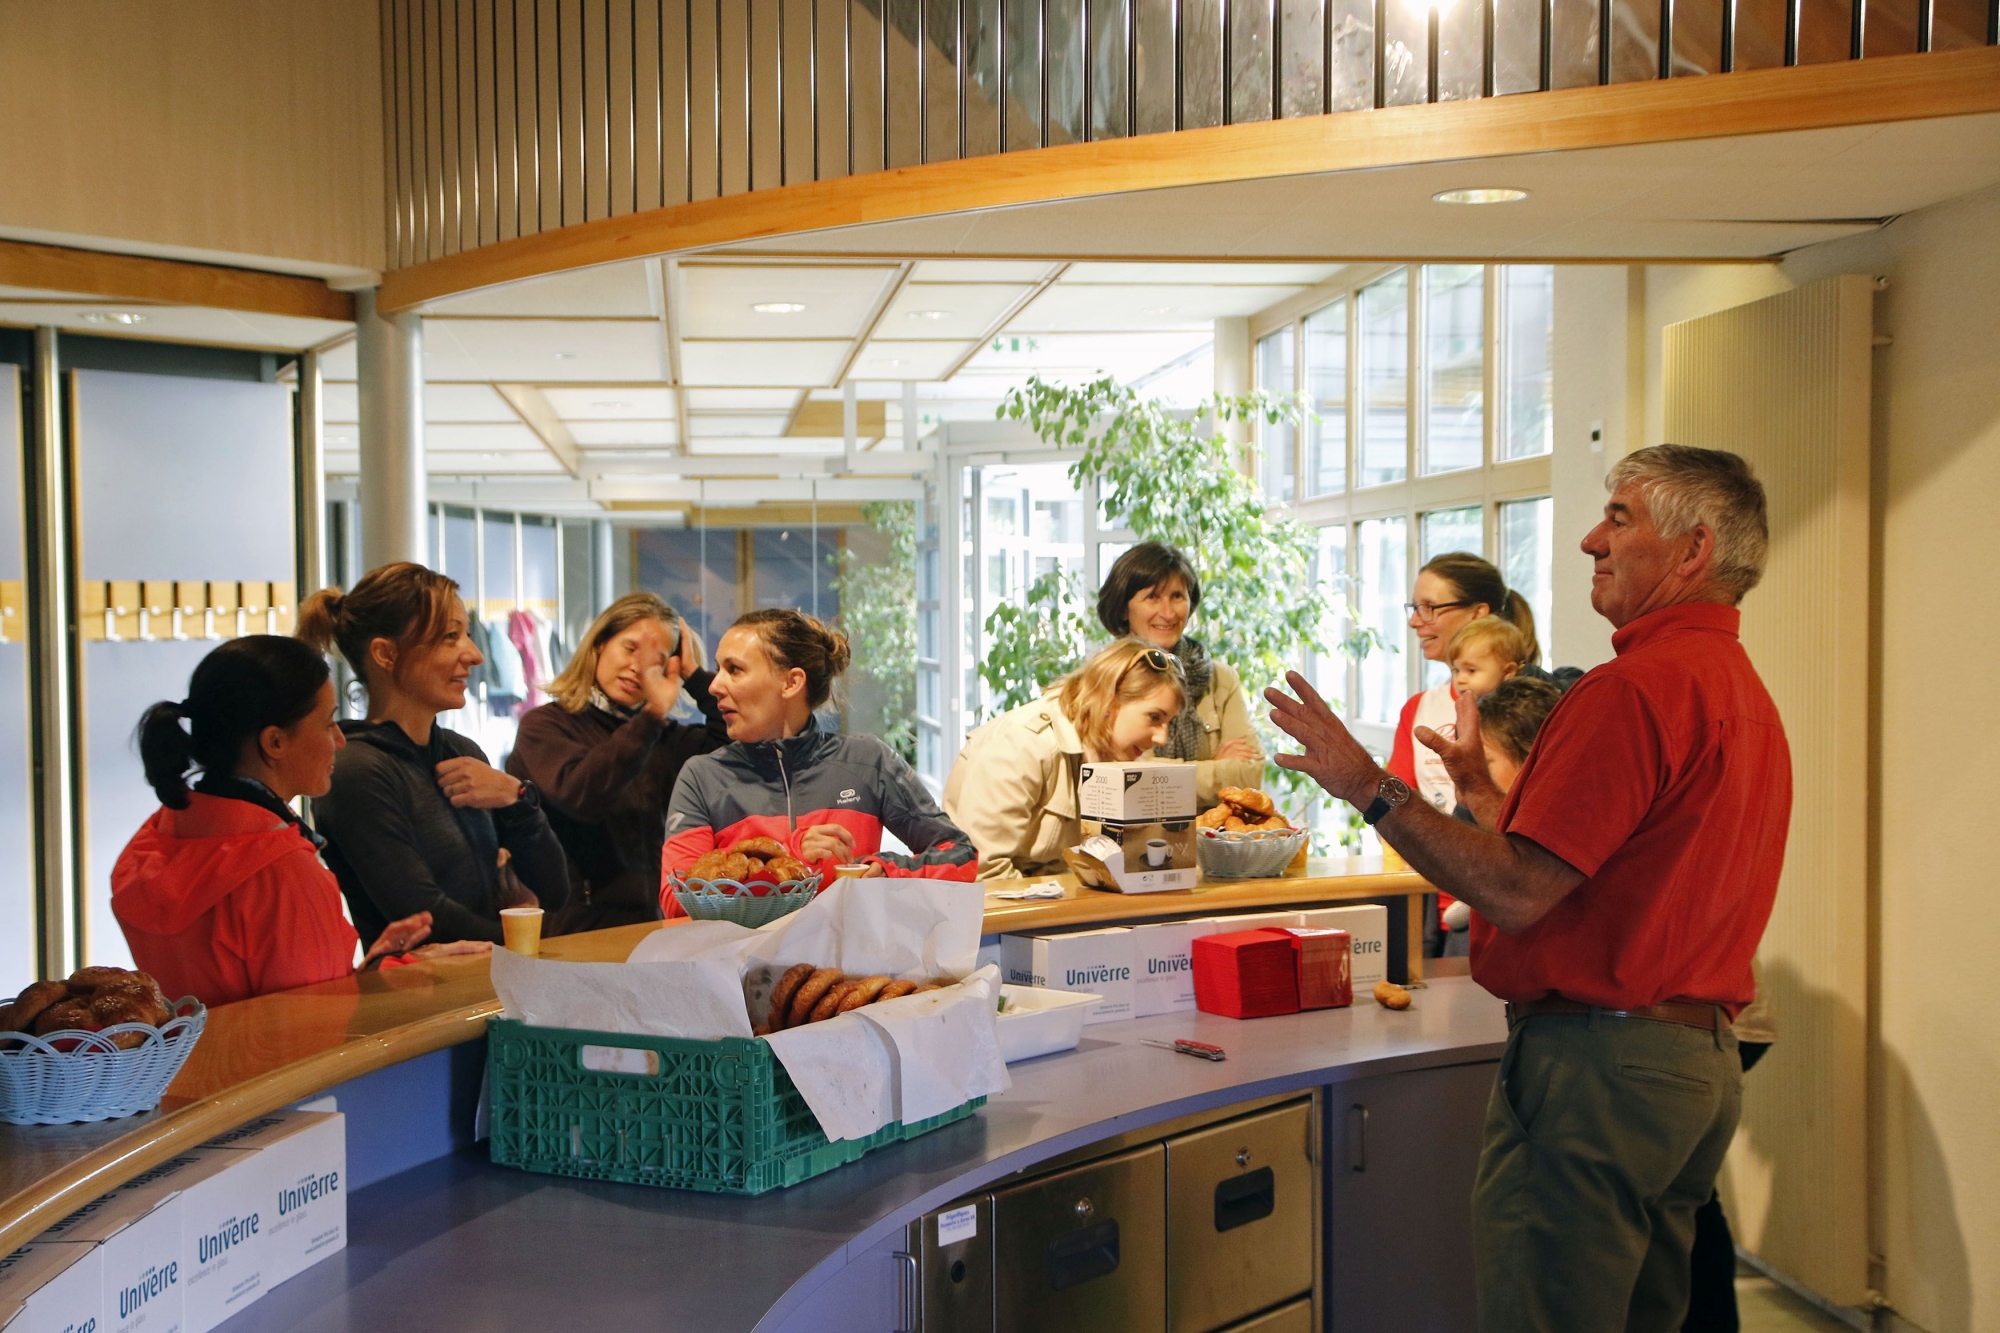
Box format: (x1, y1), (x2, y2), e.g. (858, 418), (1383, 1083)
(1416, 689), (1506, 828)
(1264, 670), (1385, 808)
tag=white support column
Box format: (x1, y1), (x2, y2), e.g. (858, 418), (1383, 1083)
(591, 518), (614, 612)
(356, 289), (427, 571)
(1213, 316), (1252, 458)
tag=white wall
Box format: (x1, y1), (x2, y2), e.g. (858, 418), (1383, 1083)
(1555, 183), (2000, 1332)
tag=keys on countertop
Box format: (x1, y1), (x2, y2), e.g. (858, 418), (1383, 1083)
(1141, 1038), (1227, 1062)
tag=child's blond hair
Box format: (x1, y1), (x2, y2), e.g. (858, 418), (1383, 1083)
(1446, 615), (1534, 674)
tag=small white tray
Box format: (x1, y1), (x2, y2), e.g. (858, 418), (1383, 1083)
(995, 985), (1102, 1064)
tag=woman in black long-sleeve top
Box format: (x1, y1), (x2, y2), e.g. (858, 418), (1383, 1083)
(299, 562), (569, 947)
(507, 593), (728, 934)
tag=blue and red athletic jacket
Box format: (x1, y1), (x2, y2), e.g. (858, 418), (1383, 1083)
(661, 725), (979, 915)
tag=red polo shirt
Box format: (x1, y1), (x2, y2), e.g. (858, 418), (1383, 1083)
(1470, 601), (1791, 1016)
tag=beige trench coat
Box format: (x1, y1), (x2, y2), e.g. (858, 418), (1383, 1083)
(1177, 659), (1265, 808)
(942, 698), (1087, 881)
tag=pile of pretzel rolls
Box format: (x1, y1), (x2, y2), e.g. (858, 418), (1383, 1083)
(755, 964), (944, 1036)
(1195, 786), (1293, 833)
(0, 967), (174, 1050)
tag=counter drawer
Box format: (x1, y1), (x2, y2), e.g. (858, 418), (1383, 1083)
(1221, 1296), (1314, 1333)
(993, 1143), (1166, 1333)
(914, 1195), (994, 1333)
(1165, 1100), (1315, 1333)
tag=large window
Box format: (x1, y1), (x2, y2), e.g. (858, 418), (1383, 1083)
(1499, 496), (1554, 663)
(1355, 516), (1408, 725)
(1423, 265), (1485, 475)
(1358, 270), (1409, 487)
(1500, 265), (1555, 460)
(1303, 299), (1347, 496)
(1260, 263), (1556, 738)
(1257, 327), (1296, 502)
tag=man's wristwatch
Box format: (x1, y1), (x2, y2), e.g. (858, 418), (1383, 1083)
(1361, 773), (1413, 826)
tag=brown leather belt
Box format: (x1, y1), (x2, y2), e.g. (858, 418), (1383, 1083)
(1505, 996), (1731, 1032)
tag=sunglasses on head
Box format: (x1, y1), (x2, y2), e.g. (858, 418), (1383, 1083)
(1139, 647), (1186, 679)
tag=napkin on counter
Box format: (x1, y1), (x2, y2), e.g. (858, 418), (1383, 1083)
(856, 963), (1010, 1123)
(490, 946), (754, 1040)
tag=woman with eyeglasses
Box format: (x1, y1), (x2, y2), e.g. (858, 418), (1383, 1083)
(1094, 542), (1262, 808)
(1390, 553), (1541, 957)
(943, 638), (1188, 880)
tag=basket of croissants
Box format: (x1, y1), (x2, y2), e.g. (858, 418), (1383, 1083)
(1194, 787), (1310, 880)
(670, 837), (825, 928)
(0, 967), (206, 1125)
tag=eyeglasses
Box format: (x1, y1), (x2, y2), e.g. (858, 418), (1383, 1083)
(1404, 599), (1475, 624)
(1139, 647), (1187, 679)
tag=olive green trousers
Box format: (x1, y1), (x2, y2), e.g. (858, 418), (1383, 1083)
(1473, 1012), (1743, 1333)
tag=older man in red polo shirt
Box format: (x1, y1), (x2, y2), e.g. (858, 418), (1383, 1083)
(1268, 444), (1791, 1333)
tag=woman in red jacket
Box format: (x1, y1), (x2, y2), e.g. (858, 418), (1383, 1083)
(112, 636), (480, 1008)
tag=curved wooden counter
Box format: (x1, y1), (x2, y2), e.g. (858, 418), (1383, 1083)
(0, 858), (1430, 1254)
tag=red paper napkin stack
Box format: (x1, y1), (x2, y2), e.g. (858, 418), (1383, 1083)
(1285, 928), (1353, 1010)
(1193, 929), (1301, 1018)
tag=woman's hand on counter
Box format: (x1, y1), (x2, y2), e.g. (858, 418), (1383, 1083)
(362, 912), (434, 968)
(435, 756), (525, 809)
(798, 824), (856, 865)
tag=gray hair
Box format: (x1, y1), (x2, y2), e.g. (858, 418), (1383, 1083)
(1605, 444), (1769, 601)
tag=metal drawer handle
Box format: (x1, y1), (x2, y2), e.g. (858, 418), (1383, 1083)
(1235, 1147), (1251, 1167)
(1348, 1104), (1369, 1173)
(892, 1250), (918, 1333)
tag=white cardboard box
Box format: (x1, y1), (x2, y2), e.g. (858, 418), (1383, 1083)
(1130, 921), (1202, 1016)
(1076, 762), (1198, 823)
(1001, 928), (1135, 1025)
(1208, 911), (1307, 938)
(1295, 905), (1390, 991)
(202, 1112), (346, 1291)
(0, 1241), (101, 1333)
(173, 1153), (269, 1333)
(98, 1198), (182, 1333)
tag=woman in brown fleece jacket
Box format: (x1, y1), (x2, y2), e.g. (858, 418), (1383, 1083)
(506, 593), (728, 934)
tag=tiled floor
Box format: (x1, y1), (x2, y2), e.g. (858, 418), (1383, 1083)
(1737, 1276), (1860, 1333)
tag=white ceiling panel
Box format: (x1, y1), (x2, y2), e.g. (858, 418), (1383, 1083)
(909, 260), (1057, 283)
(428, 452), (568, 474)
(679, 264), (901, 339)
(568, 419), (680, 446)
(426, 382), (520, 421)
(0, 303), (350, 351)
(686, 435), (844, 455)
(424, 319), (665, 381)
(680, 339), (849, 386)
(424, 261), (657, 316)
(686, 413), (790, 437)
(320, 340), (357, 379)
(425, 421), (549, 453)
(1060, 262), (1349, 285)
(882, 282), (1033, 338)
(541, 386), (679, 419)
(1013, 281), (1302, 330)
(851, 340), (968, 380)
(687, 388), (803, 409)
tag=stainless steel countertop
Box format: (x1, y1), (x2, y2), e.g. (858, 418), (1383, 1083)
(223, 978), (1506, 1333)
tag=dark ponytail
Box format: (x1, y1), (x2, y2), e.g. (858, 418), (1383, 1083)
(136, 636), (331, 809)
(1420, 551), (1541, 666)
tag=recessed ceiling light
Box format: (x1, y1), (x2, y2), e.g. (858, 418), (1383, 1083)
(908, 310), (950, 321)
(752, 302), (807, 314)
(871, 358), (905, 368)
(80, 311), (147, 325)
(1140, 306), (1173, 316)
(1432, 187), (1529, 205)
(590, 400), (628, 409)
(553, 352), (577, 360)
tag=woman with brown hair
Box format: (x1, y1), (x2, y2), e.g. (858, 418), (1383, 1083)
(660, 608), (978, 909)
(506, 592), (728, 933)
(299, 562), (568, 947)
(943, 638), (1189, 880)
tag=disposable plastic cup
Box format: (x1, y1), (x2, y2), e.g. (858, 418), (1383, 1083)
(501, 907), (544, 957)
(833, 863), (871, 880)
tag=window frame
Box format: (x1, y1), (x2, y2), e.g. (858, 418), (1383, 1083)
(1251, 262), (1554, 747)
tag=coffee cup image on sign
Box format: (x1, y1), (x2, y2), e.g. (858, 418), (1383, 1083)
(1144, 838), (1170, 867)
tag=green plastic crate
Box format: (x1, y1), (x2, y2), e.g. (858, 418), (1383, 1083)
(485, 1017), (983, 1195)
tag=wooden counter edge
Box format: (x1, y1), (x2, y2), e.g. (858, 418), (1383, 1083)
(0, 999), (502, 1256)
(0, 866), (1436, 1252)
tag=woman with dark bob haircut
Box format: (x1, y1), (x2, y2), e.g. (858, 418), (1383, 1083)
(1095, 542), (1262, 806)
(111, 636), (483, 1008)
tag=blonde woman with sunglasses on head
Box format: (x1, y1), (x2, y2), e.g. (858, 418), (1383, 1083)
(943, 639), (1188, 880)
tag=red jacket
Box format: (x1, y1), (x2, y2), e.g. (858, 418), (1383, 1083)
(111, 793), (359, 1008)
